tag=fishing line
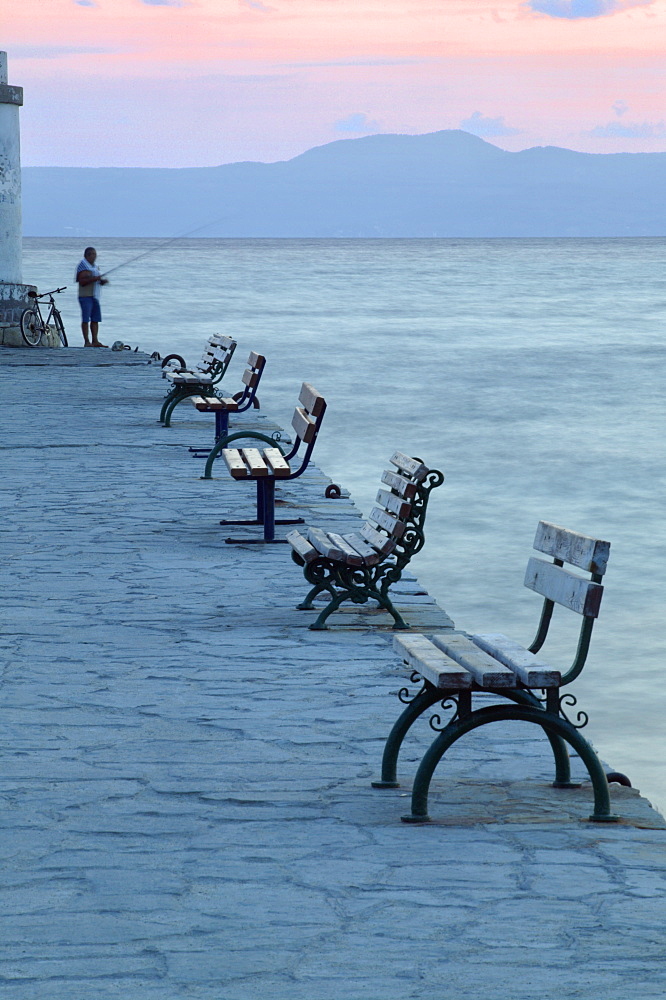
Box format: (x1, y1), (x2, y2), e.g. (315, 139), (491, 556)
(99, 216), (230, 278)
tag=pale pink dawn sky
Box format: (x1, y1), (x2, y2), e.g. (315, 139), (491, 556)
(2, 0), (665, 167)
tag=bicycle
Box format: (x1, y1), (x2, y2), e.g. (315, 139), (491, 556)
(20, 287), (68, 347)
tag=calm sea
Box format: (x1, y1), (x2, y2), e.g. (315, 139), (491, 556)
(22, 236), (666, 814)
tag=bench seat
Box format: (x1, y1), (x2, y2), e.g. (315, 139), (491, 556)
(222, 446), (291, 479)
(165, 370), (214, 385)
(395, 633), (561, 691)
(189, 395), (239, 413)
(287, 526), (398, 567)
(470, 632), (561, 688)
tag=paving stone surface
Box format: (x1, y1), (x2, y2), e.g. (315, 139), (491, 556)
(1, 346), (665, 999)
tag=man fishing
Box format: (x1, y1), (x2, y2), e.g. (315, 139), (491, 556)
(76, 247), (109, 347)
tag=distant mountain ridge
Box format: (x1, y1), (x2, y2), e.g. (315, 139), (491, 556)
(21, 130), (666, 237)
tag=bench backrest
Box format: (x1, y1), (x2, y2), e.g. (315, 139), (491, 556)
(241, 351), (266, 389)
(206, 337), (237, 383)
(232, 351), (266, 410)
(283, 382), (327, 474)
(362, 452), (444, 563)
(525, 520), (610, 684)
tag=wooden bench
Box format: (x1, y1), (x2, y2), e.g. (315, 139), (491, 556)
(202, 382), (326, 544)
(287, 452), (444, 630)
(179, 351), (267, 454)
(160, 333), (233, 378)
(372, 520), (621, 824)
(159, 335), (237, 426)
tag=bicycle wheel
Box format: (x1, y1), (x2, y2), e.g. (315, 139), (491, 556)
(52, 310), (68, 347)
(20, 308), (42, 347)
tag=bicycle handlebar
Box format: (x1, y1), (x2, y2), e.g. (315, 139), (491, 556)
(31, 287), (67, 298)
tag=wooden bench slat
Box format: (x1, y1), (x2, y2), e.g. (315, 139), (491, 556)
(360, 523), (398, 556)
(341, 532), (383, 565)
(286, 529), (320, 563)
(168, 372), (206, 383)
(431, 634), (515, 688)
(292, 406), (317, 444)
(533, 521), (610, 576)
(299, 381), (326, 418)
(221, 448), (250, 478)
(189, 396), (238, 411)
(389, 451), (429, 482)
(248, 351), (265, 368)
(394, 634), (474, 689)
(375, 488), (412, 520)
(242, 369), (261, 388)
(524, 557), (604, 618)
(380, 470), (419, 500)
(240, 448), (269, 476)
(325, 531), (366, 566)
(170, 372), (213, 383)
(263, 447), (291, 477)
(307, 527), (345, 560)
(472, 633), (561, 688)
(368, 506), (406, 538)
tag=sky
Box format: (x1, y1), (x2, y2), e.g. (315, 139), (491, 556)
(2, 0), (665, 167)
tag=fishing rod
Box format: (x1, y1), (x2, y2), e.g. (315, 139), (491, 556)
(99, 217), (229, 279)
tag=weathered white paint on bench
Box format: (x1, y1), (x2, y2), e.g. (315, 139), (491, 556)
(375, 488), (412, 520)
(307, 527), (344, 561)
(472, 633), (561, 688)
(189, 395), (239, 412)
(325, 531), (366, 566)
(264, 448), (290, 476)
(292, 406), (317, 444)
(360, 522), (398, 557)
(368, 506), (405, 538)
(299, 382), (326, 418)
(380, 470), (419, 499)
(394, 635), (473, 689)
(524, 557), (604, 618)
(534, 521), (610, 575)
(390, 452), (429, 482)
(431, 634), (516, 688)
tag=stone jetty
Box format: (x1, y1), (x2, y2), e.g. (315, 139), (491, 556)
(1, 348), (665, 999)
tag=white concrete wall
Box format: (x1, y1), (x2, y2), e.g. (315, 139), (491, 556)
(0, 52), (23, 284)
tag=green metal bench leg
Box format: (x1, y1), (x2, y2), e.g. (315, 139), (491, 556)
(504, 690), (574, 787)
(160, 388), (181, 423)
(301, 580), (409, 630)
(297, 581), (334, 611)
(374, 591), (410, 630)
(307, 588), (410, 630)
(402, 704), (618, 825)
(372, 684), (444, 788)
(162, 393), (187, 428)
(308, 591), (348, 630)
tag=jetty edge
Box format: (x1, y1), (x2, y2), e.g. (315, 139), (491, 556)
(1, 345), (665, 1000)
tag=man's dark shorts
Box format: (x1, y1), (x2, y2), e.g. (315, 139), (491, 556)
(79, 297), (102, 323)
